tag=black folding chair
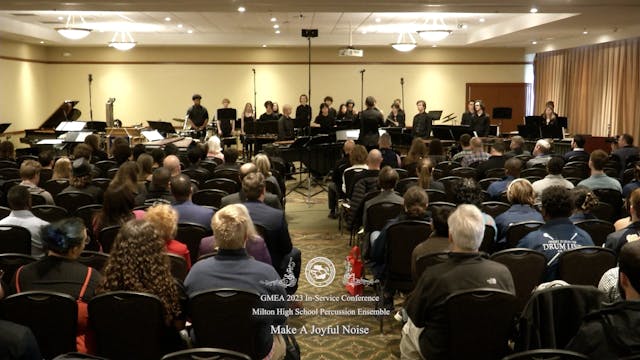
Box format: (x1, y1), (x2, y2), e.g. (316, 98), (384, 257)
(395, 177), (418, 195)
(503, 349), (589, 360)
(573, 219), (615, 247)
(0, 253), (37, 285)
(490, 248), (547, 311)
(55, 191), (96, 214)
(412, 251), (450, 283)
(0, 225), (31, 254)
(481, 201), (511, 219)
(425, 189), (447, 203)
(167, 253), (188, 281)
(192, 189), (228, 209)
(30, 204), (68, 223)
(177, 223), (208, 261)
(0, 205), (10, 219)
(98, 225), (121, 253)
(201, 178), (239, 194)
(161, 348), (251, 360)
(43, 178), (70, 197)
(450, 167), (477, 179)
(505, 221), (544, 249)
(558, 246), (616, 286)
(77, 251), (110, 272)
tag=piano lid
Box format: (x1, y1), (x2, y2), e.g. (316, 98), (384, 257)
(40, 100), (81, 130)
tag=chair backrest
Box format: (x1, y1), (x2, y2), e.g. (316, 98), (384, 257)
(98, 225), (121, 253)
(192, 189), (228, 208)
(0, 159), (17, 169)
(561, 165), (589, 180)
(0, 205), (10, 219)
(503, 349), (590, 360)
(365, 202), (403, 233)
(481, 201), (511, 219)
(177, 223), (208, 261)
(590, 201), (615, 221)
(412, 251), (450, 283)
(89, 291), (167, 360)
(425, 189), (447, 203)
(161, 348), (252, 360)
(94, 160), (118, 174)
(344, 168), (365, 199)
(106, 168), (119, 179)
(31, 204), (69, 223)
(558, 246), (617, 286)
(77, 251), (109, 272)
(592, 188), (623, 218)
(385, 220), (432, 292)
(479, 177), (501, 190)
(213, 168), (241, 185)
(427, 202), (457, 216)
(603, 167), (620, 179)
(188, 288), (261, 359)
(573, 219), (615, 247)
(565, 177), (582, 186)
(521, 167), (548, 178)
(167, 253), (188, 281)
(395, 177), (418, 195)
(43, 178), (70, 197)
(199, 160), (220, 174)
(435, 161), (462, 176)
(623, 168), (636, 185)
(183, 168), (211, 185)
(486, 168), (506, 179)
(439, 176), (463, 202)
(394, 168), (409, 179)
(505, 221), (544, 249)
(201, 178), (239, 194)
(490, 248), (547, 311)
(0, 253), (37, 285)
(515, 154), (533, 163)
(445, 288), (518, 360)
(90, 178), (111, 192)
(450, 167), (477, 179)
(0, 225), (31, 254)
(479, 225), (497, 254)
(30, 192), (48, 206)
(1, 291), (78, 359)
(55, 191), (96, 214)
(0, 167), (20, 180)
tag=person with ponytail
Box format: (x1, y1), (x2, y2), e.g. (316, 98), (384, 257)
(416, 158), (445, 192)
(570, 186), (600, 222)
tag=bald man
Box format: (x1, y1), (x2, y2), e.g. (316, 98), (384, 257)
(348, 149), (384, 228)
(219, 163), (283, 210)
(328, 140), (356, 218)
(277, 104), (294, 140)
(163, 154), (181, 177)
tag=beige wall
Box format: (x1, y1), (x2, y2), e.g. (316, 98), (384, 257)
(1, 39), (532, 138)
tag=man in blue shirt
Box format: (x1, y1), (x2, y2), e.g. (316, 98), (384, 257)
(488, 157), (522, 200)
(578, 150), (622, 193)
(170, 174), (214, 230)
(518, 186), (593, 281)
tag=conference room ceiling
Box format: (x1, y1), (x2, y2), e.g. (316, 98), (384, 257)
(0, 0), (639, 51)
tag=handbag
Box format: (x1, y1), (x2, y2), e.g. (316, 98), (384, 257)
(344, 246), (364, 296)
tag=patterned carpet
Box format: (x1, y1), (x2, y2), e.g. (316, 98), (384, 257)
(284, 179), (403, 360)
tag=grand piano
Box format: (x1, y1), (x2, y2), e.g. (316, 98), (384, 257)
(21, 100), (81, 147)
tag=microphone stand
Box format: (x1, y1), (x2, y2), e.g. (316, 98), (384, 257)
(307, 36), (312, 108)
(252, 68), (257, 117)
(88, 74), (94, 121)
(400, 77), (405, 114)
(360, 69), (365, 111)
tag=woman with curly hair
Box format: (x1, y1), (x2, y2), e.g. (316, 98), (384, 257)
(570, 186), (599, 222)
(145, 204), (191, 268)
(99, 219), (184, 351)
(454, 178), (497, 240)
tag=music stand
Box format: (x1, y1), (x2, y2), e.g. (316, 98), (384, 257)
(0, 123), (11, 135)
(84, 121), (107, 133)
(288, 135), (334, 203)
(427, 110), (443, 120)
(524, 116), (543, 139)
(147, 121), (177, 137)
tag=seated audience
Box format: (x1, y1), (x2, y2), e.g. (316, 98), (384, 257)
(532, 156), (574, 200)
(10, 218), (102, 353)
(52, 157), (71, 180)
(184, 204), (287, 360)
(526, 139), (552, 168)
(517, 186), (593, 281)
(362, 167), (404, 248)
(564, 134), (589, 161)
(451, 134), (472, 162)
(186, 146), (210, 175)
(342, 144), (369, 194)
(578, 149), (623, 193)
(379, 133), (401, 168)
(461, 137), (490, 167)
(403, 138), (428, 176)
(566, 240), (640, 359)
(0, 318), (41, 360)
(254, 153), (282, 199)
(495, 179), (543, 245)
(38, 150), (54, 184)
(111, 160), (146, 196)
(151, 148), (166, 169)
(416, 158), (445, 192)
(84, 134), (107, 162)
(454, 178), (497, 236)
(349, 150), (383, 228)
(171, 174), (214, 231)
(18, 159), (54, 205)
(476, 141), (506, 179)
(60, 158), (104, 203)
(401, 204), (515, 360)
(162, 155), (182, 177)
(0, 140), (16, 163)
(504, 135), (530, 158)
(92, 184), (144, 248)
(199, 203), (271, 264)
(99, 219), (184, 352)
(605, 188), (640, 256)
(215, 148), (240, 171)
(206, 136), (224, 161)
(569, 186), (599, 222)
(135, 167), (175, 206)
(488, 158), (522, 200)
(72, 144), (100, 178)
(145, 204), (191, 269)
(111, 143), (132, 166)
(137, 153), (154, 184)
(132, 143), (146, 161)
(220, 163), (282, 210)
(328, 140), (355, 218)
(623, 163), (640, 199)
(612, 133), (640, 172)
(0, 186), (49, 257)
(426, 138), (447, 165)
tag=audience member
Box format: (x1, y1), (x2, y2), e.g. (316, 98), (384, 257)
(569, 186), (599, 222)
(488, 158), (522, 199)
(426, 138), (447, 165)
(150, 148), (166, 169)
(342, 144), (369, 194)
(517, 186), (593, 281)
(532, 156), (574, 200)
(476, 140), (506, 179)
(461, 137), (490, 167)
(362, 167), (404, 236)
(137, 153), (154, 183)
(328, 140), (355, 218)
(254, 153), (282, 199)
(0, 140), (16, 162)
(578, 149), (622, 192)
(18, 159), (54, 205)
(566, 240), (640, 359)
(605, 188), (640, 256)
(564, 134), (589, 161)
(206, 136), (224, 161)
(495, 179), (543, 245)
(219, 163), (282, 210)
(349, 149), (383, 228)
(131, 143), (146, 161)
(452, 134), (473, 162)
(416, 158), (445, 192)
(135, 167), (175, 206)
(401, 204), (515, 359)
(403, 138), (428, 175)
(99, 219), (184, 352)
(526, 139), (552, 168)
(504, 135), (530, 158)
(379, 133), (401, 168)
(10, 218), (102, 353)
(92, 184), (143, 247)
(145, 204), (191, 268)
(184, 204), (287, 360)
(0, 186), (49, 257)
(163, 155), (182, 177)
(612, 133), (639, 171)
(454, 178), (497, 235)
(186, 146), (209, 175)
(84, 134), (107, 162)
(0, 319), (41, 360)
(111, 160), (146, 195)
(112, 143), (132, 166)
(171, 174), (214, 231)
(623, 163), (640, 199)
(215, 148), (240, 171)
(60, 158), (103, 203)
(38, 150), (54, 184)
(52, 157), (71, 180)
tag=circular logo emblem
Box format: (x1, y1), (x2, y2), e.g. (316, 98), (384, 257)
(304, 257), (336, 288)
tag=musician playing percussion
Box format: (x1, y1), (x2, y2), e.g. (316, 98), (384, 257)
(186, 94), (209, 139)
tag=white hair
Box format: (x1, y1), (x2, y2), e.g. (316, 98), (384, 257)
(536, 139), (551, 152)
(447, 204), (485, 251)
(207, 136), (222, 154)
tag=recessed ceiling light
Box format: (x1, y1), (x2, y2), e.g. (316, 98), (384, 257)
(237, 6), (246, 13)
(164, 17), (171, 21)
(479, 18), (485, 23)
(275, 30), (280, 34)
(462, 24), (468, 29)
(375, 17), (381, 23)
(532, 41), (538, 45)
(270, 17), (276, 22)
(530, 7), (538, 13)
(187, 29), (193, 34)
(262, 44), (267, 47)
(583, 30), (588, 34)
(177, 24), (183, 28)
(39, 41), (44, 44)
(273, 24), (279, 29)
(432, 44), (437, 48)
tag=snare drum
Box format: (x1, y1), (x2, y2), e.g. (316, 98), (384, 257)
(179, 130), (197, 138)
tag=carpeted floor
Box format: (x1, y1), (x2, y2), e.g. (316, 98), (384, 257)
(284, 180), (403, 359)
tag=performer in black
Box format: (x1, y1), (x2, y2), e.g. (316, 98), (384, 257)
(186, 94), (209, 139)
(461, 100), (475, 126)
(412, 100), (431, 138)
(471, 99), (490, 136)
(355, 96), (384, 149)
(312, 103), (336, 133)
(386, 103), (405, 127)
(295, 94), (312, 128)
(259, 101), (279, 121)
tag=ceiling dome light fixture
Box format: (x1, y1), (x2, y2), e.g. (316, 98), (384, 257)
(55, 15), (92, 40)
(417, 17), (453, 42)
(109, 31), (137, 51)
(391, 31), (417, 52)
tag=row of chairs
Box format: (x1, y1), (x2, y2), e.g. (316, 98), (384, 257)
(0, 288), (260, 360)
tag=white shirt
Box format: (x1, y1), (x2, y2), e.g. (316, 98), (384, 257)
(532, 174), (575, 200)
(0, 210), (49, 257)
